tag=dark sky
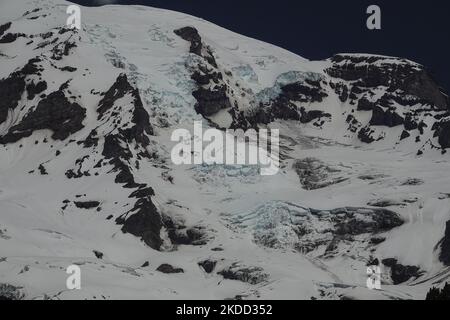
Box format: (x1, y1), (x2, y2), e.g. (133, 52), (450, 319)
(71, 0), (450, 93)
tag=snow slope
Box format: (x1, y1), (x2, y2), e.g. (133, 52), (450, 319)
(0, 0), (450, 300)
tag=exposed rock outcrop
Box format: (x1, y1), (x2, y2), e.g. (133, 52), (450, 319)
(426, 283), (450, 300)
(370, 106), (404, 127)
(89, 74), (164, 251)
(293, 158), (347, 190)
(382, 258), (423, 285)
(434, 121), (450, 149)
(116, 186), (163, 250)
(163, 215), (208, 246)
(0, 284), (24, 300)
(174, 26), (202, 56)
(0, 22), (12, 38)
(74, 201), (100, 209)
(0, 90), (86, 144)
(174, 27), (233, 121)
(192, 85), (232, 116)
(232, 201), (404, 257)
(198, 260), (217, 273)
(248, 79), (329, 127)
(326, 54), (448, 110)
(0, 57), (43, 125)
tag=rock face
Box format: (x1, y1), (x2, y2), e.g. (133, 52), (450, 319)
(435, 121), (450, 149)
(74, 201), (100, 209)
(331, 207), (404, 236)
(326, 54), (448, 110)
(173, 29), (450, 152)
(26, 80), (47, 100)
(439, 220), (450, 266)
(198, 260), (217, 273)
(292, 158), (348, 190)
(0, 32), (26, 44)
(174, 26), (233, 121)
(358, 126), (376, 143)
(426, 283), (450, 300)
(171, 35), (450, 151)
(116, 186), (163, 250)
(245, 75), (330, 129)
(369, 106), (404, 127)
(0, 57), (43, 126)
(324, 54), (450, 146)
(174, 26), (202, 56)
(0, 284), (24, 300)
(90, 74), (164, 251)
(156, 264), (184, 274)
(192, 85), (232, 117)
(382, 258), (423, 285)
(0, 22), (12, 38)
(280, 81), (328, 104)
(93, 250), (104, 259)
(98, 73), (153, 141)
(164, 216), (208, 246)
(0, 90), (86, 144)
(218, 263), (268, 285)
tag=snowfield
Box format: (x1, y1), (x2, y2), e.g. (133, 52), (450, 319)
(0, 0), (449, 300)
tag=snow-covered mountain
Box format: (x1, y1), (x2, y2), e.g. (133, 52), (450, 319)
(1, 0), (450, 300)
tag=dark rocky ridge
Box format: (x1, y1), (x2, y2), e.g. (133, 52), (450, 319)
(434, 121), (450, 150)
(180, 48), (450, 149)
(156, 263), (184, 274)
(174, 26), (202, 56)
(0, 284), (24, 300)
(50, 33), (77, 60)
(116, 186), (163, 250)
(99, 73), (153, 138)
(426, 283), (450, 300)
(0, 57), (43, 126)
(163, 215), (208, 247)
(293, 158), (347, 190)
(326, 54), (449, 110)
(243, 202), (404, 257)
(90, 74), (164, 250)
(175, 26), (333, 132)
(74, 201), (100, 209)
(248, 80), (330, 128)
(0, 90), (86, 144)
(198, 260), (217, 273)
(325, 54), (450, 146)
(328, 207), (404, 236)
(382, 258), (423, 285)
(357, 127), (376, 143)
(26, 80), (47, 100)
(0, 22), (12, 38)
(0, 32), (26, 44)
(192, 85), (232, 116)
(174, 26), (333, 132)
(218, 263), (268, 285)
(369, 106), (404, 127)
(174, 26), (233, 123)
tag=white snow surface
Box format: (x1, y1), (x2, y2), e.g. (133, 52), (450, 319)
(0, 0), (449, 300)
